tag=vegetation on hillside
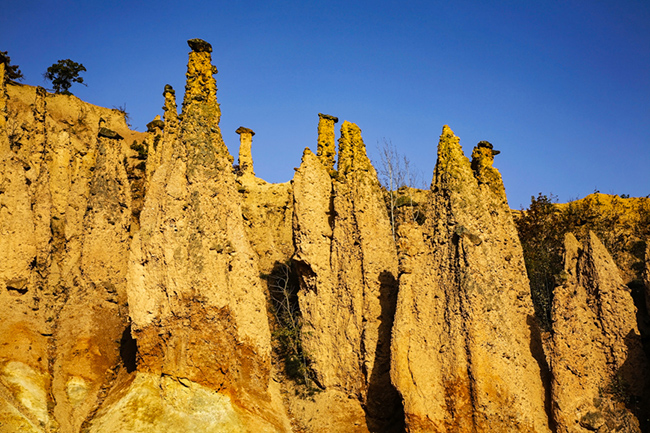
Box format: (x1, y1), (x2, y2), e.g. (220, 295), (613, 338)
(516, 193), (650, 332)
(264, 262), (320, 394)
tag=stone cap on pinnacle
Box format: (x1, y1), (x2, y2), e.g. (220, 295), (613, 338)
(163, 84), (175, 96)
(476, 140), (501, 156)
(236, 126), (255, 136)
(187, 38), (212, 53)
(318, 113), (339, 123)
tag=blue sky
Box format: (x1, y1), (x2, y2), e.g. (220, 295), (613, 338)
(2, 0), (649, 208)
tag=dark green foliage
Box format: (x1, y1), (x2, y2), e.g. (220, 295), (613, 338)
(265, 262), (319, 393)
(130, 141), (147, 160)
(44, 59), (86, 94)
(0, 51), (23, 82)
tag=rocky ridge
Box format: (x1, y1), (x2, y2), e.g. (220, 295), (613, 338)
(1, 40), (649, 432)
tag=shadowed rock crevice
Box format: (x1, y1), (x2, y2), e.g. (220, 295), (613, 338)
(527, 315), (556, 432)
(119, 325), (137, 373)
(364, 270), (405, 433)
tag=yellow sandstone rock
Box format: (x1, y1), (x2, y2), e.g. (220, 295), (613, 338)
(2, 39), (649, 433)
(391, 125), (551, 432)
(546, 232), (647, 433)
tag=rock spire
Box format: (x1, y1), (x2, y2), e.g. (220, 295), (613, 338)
(316, 113), (338, 173)
(293, 121), (403, 431)
(391, 125), (551, 432)
(113, 39), (290, 431)
(236, 126), (255, 176)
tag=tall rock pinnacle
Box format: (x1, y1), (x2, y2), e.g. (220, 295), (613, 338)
(236, 126), (255, 176)
(179, 38), (229, 179)
(316, 113), (338, 172)
(391, 125), (551, 432)
(160, 84), (179, 167)
(119, 39), (290, 431)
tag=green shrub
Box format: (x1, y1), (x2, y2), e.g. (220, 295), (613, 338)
(515, 194), (566, 331)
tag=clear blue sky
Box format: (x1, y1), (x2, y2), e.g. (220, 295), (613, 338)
(2, 0), (649, 208)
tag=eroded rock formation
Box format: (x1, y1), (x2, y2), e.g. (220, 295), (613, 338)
(0, 63), (142, 432)
(108, 39), (290, 432)
(546, 232), (647, 432)
(2, 40), (649, 433)
(292, 120), (402, 432)
(316, 113), (338, 173)
(391, 126), (551, 432)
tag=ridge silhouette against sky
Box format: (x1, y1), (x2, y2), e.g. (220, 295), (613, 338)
(2, 0), (649, 208)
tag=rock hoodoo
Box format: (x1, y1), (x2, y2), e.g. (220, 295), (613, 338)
(390, 125), (551, 432)
(1, 39), (649, 433)
(316, 112), (338, 173)
(236, 126), (255, 177)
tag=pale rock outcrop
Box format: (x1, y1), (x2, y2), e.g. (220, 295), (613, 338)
(546, 232), (647, 432)
(391, 125), (550, 432)
(106, 39), (289, 432)
(0, 80), (49, 431)
(292, 121), (402, 432)
(51, 127), (132, 433)
(238, 177), (294, 275)
(143, 114), (163, 186)
(0, 69), (142, 432)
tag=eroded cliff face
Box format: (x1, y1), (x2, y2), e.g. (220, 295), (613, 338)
(391, 126), (550, 432)
(235, 127), (293, 275)
(2, 41), (649, 433)
(546, 232), (647, 432)
(105, 40), (290, 432)
(291, 121), (402, 432)
(0, 62), (143, 432)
